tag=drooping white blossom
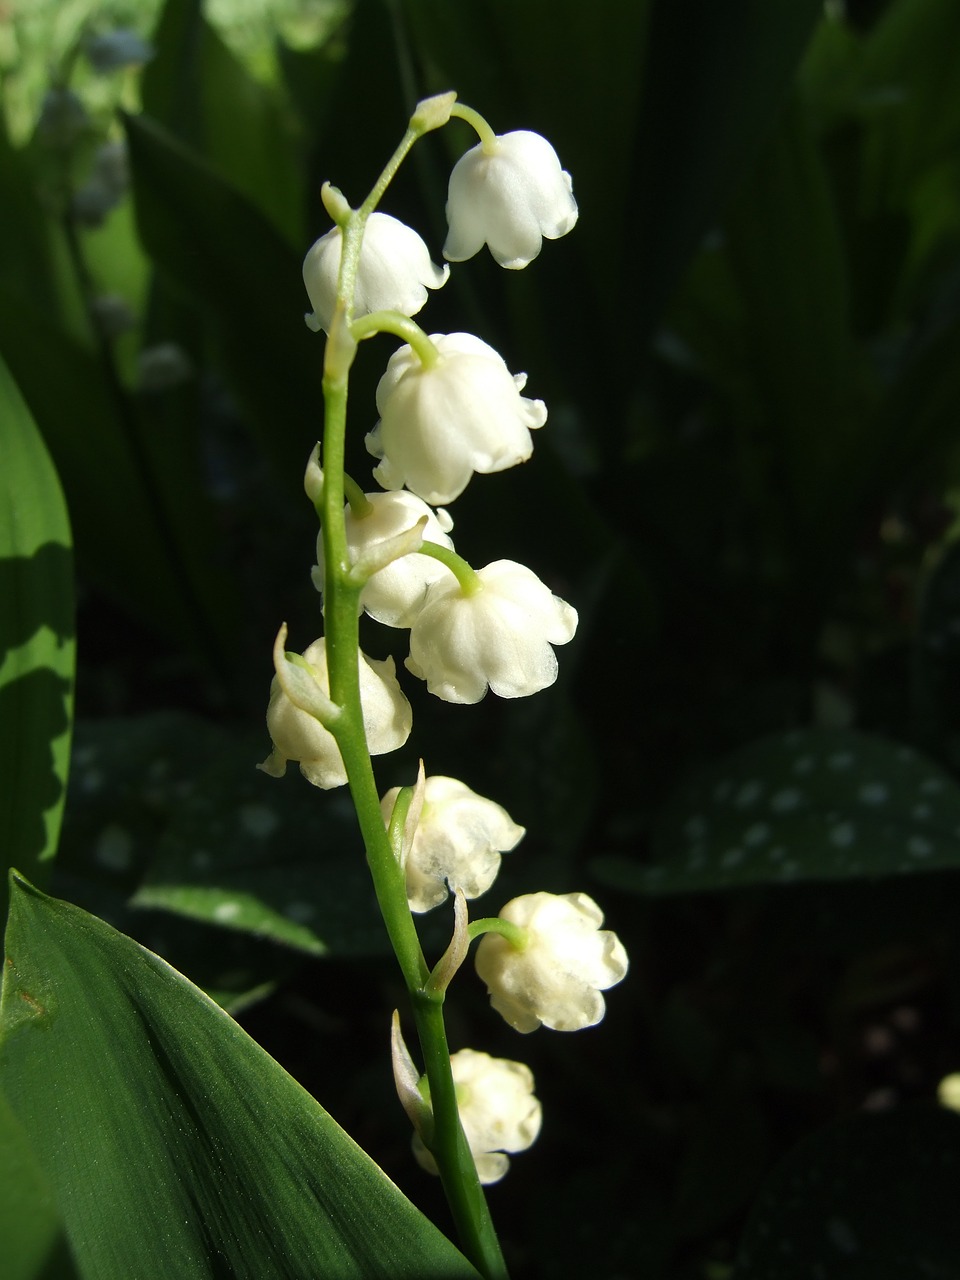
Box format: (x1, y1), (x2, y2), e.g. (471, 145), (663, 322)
(259, 639), (411, 789)
(137, 341), (192, 392)
(444, 130), (578, 269)
(72, 141), (129, 226)
(412, 1049), (542, 1185)
(90, 294), (136, 338)
(85, 30), (154, 73)
(380, 775), (525, 911)
(36, 89), (88, 146)
(406, 559), (577, 703)
(366, 333), (547, 506)
(312, 491), (456, 628)
(303, 212), (449, 333)
(475, 892), (629, 1033)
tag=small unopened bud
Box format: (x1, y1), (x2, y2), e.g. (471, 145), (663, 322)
(85, 30), (154, 74)
(89, 294), (136, 338)
(137, 342), (192, 392)
(320, 181), (352, 225)
(426, 888), (470, 997)
(36, 89), (88, 147)
(391, 1012), (432, 1140)
(304, 444), (324, 505)
(410, 91), (457, 134)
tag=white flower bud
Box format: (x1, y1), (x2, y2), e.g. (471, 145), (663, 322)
(85, 30), (154, 73)
(259, 639), (412, 789)
(475, 892), (629, 1033)
(303, 444), (324, 505)
(36, 89), (88, 146)
(72, 140), (129, 226)
(380, 775), (525, 912)
(89, 294), (136, 337)
(406, 559), (577, 703)
(312, 491), (456, 628)
(444, 130), (578, 269)
(136, 341), (192, 392)
(303, 212), (449, 333)
(366, 333), (547, 505)
(413, 1049), (542, 1185)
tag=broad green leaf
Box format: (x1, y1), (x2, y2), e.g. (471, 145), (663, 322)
(594, 729), (960, 894)
(55, 714), (305, 1009)
(143, 0), (305, 247)
(0, 284), (239, 664)
(913, 536), (960, 760)
(124, 110), (324, 487)
(859, 306), (960, 508)
(0, 876), (479, 1279)
(722, 95), (860, 529)
(136, 744), (387, 958)
(0, 114), (63, 322)
(55, 711), (399, 962)
(733, 1105), (960, 1279)
(57, 711), (391, 958)
(0, 353), (74, 919)
(620, 0), (824, 353)
(0, 1085), (78, 1280)
(857, 0), (960, 203)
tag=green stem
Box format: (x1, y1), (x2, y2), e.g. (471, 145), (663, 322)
(321, 325), (506, 1280)
(350, 310), (440, 366)
(417, 542), (484, 596)
(467, 916), (529, 949)
(413, 996), (507, 1278)
(449, 102), (499, 154)
(316, 104), (507, 1278)
(343, 472), (373, 518)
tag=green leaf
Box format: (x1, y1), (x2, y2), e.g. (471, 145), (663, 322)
(0, 876), (479, 1279)
(913, 536), (960, 761)
(142, 0), (305, 247)
(124, 109), (324, 487)
(722, 95), (859, 525)
(857, 0), (960, 202)
(135, 733), (390, 958)
(734, 1105), (960, 1279)
(0, 1085), (78, 1280)
(0, 285), (239, 663)
(0, 113), (63, 321)
(595, 729), (960, 894)
(623, 0), (824, 351)
(56, 711), (390, 958)
(0, 353), (74, 919)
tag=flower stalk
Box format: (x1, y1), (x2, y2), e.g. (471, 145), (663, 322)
(316, 106), (508, 1280)
(265, 88), (609, 1280)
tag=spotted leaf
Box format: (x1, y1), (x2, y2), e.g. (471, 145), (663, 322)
(734, 1106), (960, 1279)
(594, 729), (960, 894)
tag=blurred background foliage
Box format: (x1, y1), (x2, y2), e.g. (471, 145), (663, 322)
(5, 0), (960, 1275)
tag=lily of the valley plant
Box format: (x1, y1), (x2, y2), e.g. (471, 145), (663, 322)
(259, 91), (628, 1279)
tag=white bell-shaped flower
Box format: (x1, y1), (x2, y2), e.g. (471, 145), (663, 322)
(72, 141), (130, 226)
(312, 491), (455, 628)
(366, 333), (547, 505)
(475, 892), (629, 1033)
(85, 30), (154, 73)
(413, 1049), (542, 1185)
(259, 639), (411, 789)
(406, 559), (577, 703)
(303, 212), (449, 333)
(380, 775), (525, 912)
(444, 130), (578, 269)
